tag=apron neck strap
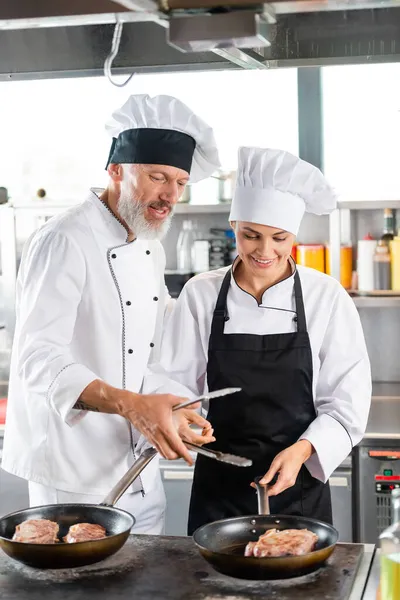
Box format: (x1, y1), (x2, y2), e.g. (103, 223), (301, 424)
(293, 270), (307, 333)
(211, 266), (308, 336)
(209, 268), (231, 339)
(213, 268), (231, 319)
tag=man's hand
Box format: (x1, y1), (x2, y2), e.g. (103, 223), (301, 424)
(119, 392), (198, 465)
(173, 409), (215, 446)
(254, 440), (314, 497)
(78, 380), (198, 465)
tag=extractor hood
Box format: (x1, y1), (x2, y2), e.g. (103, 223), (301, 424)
(2, 1), (400, 79)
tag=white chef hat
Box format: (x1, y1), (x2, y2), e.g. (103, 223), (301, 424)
(105, 94), (221, 183)
(229, 147), (337, 235)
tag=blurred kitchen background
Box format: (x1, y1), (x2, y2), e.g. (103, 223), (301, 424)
(1, 63), (400, 544)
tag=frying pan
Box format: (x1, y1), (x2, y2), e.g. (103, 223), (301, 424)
(193, 479), (339, 580)
(0, 387), (243, 569)
(0, 447), (158, 569)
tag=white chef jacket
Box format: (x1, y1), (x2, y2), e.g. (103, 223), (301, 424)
(144, 262), (372, 483)
(2, 188), (170, 495)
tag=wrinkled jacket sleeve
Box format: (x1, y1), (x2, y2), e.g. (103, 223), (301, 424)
(300, 286), (372, 482)
(16, 230), (98, 426)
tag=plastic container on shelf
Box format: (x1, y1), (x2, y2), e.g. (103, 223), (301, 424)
(325, 245), (353, 289)
(357, 233), (377, 292)
(192, 240), (210, 273)
(373, 240), (391, 290)
(176, 220), (195, 272)
(390, 236), (400, 291)
(296, 244), (325, 273)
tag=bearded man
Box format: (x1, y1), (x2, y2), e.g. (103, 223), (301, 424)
(2, 94), (220, 534)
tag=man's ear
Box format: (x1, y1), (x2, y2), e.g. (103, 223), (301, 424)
(107, 163), (123, 182)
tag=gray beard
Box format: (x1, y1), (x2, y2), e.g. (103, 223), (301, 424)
(117, 188), (172, 241)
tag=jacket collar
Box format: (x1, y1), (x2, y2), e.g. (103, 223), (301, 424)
(88, 188), (130, 245)
(231, 256), (296, 309)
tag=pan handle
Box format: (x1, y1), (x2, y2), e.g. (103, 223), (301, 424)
(253, 476), (270, 516)
(100, 447), (158, 507)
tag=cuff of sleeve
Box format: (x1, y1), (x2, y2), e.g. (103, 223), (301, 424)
(47, 363), (98, 426)
(300, 414), (352, 483)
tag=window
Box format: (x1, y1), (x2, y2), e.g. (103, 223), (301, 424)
(0, 69), (298, 203)
(323, 63), (400, 201)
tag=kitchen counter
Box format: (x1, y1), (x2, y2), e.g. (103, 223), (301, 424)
(362, 549), (380, 600)
(0, 536), (375, 600)
(372, 382), (400, 399)
(365, 394), (400, 439)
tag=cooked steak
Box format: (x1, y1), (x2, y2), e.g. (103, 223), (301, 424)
(244, 528), (318, 558)
(13, 519), (59, 544)
(63, 523), (106, 543)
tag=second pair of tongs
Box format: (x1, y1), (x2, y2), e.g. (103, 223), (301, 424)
(172, 386), (252, 468)
(185, 442), (252, 467)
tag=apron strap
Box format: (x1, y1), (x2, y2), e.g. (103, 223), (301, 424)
(293, 270), (307, 333)
(210, 268), (232, 339)
(210, 267), (308, 338)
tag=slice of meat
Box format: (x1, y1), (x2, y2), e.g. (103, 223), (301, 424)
(245, 528), (318, 558)
(13, 519), (59, 544)
(63, 523), (106, 543)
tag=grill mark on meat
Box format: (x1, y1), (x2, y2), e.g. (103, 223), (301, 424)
(63, 523), (107, 543)
(12, 519), (59, 544)
(245, 528), (318, 558)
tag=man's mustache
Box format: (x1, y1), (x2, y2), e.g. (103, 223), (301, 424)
(147, 200), (173, 212)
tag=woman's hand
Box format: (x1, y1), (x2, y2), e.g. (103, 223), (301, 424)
(254, 440), (314, 496)
(173, 409), (215, 446)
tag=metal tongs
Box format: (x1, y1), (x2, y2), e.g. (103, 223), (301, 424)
(185, 442), (252, 467)
(172, 387), (242, 411)
(172, 387), (253, 468)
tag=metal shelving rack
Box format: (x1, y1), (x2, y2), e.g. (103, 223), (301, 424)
(329, 200), (400, 309)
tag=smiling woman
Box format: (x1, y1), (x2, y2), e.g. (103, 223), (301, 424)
(232, 223), (295, 303)
(143, 145), (372, 537)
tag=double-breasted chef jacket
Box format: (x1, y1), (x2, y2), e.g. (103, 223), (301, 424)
(144, 260), (372, 486)
(2, 188), (170, 495)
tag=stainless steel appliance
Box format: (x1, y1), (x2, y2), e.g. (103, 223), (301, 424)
(160, 458), (193, 536)
(0, 434), (29, 517)
(353, 391), (400, 544)
(330, 456), (353, 543)
(354, 439), (400, 544)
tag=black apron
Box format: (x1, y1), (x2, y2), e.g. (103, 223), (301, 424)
(187, 268), (332, 535)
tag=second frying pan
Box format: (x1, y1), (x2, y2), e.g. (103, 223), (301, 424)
(192, 480), (339, 580)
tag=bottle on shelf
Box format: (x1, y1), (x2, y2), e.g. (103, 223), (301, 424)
(357, 233), (377, 292)
(192, 239), (210, 274)
(0, 186), (8, 205)
(390, 232), (400, 291)
(373, 240), (391, 291)
(379, 489), (400, 600)
(381, 209), (395, 246)
(176, 220), (195, 273)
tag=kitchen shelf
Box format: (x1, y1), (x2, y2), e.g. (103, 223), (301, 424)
(174, 203), (231, 214)
(372, 382), (400, 399)
(352, 295), (400, 308)
(338, 200), (400, 210)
